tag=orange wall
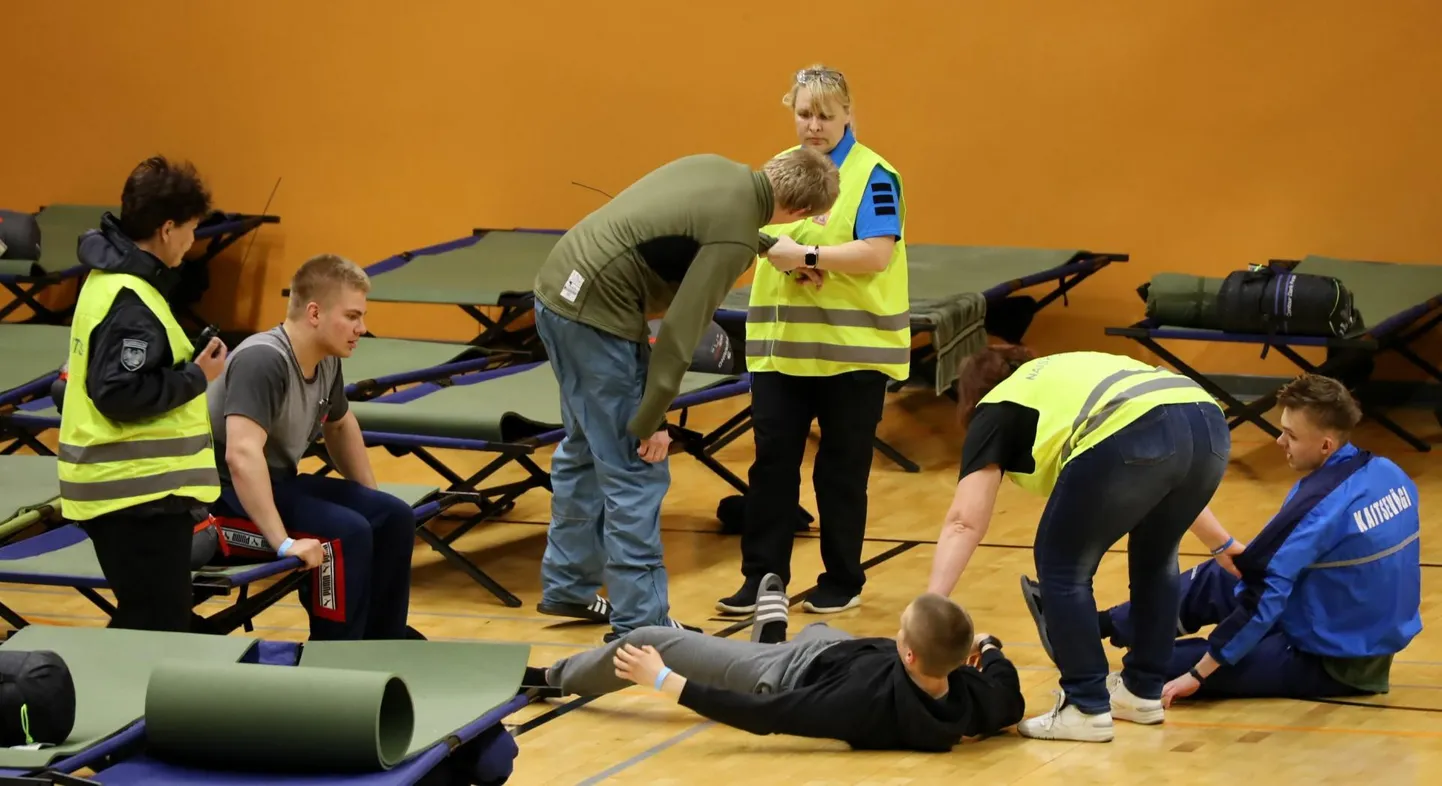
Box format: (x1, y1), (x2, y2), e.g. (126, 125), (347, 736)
(6, 0), (1442, 379)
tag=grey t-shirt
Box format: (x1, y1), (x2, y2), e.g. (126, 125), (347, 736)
(208, 326), (348, 483)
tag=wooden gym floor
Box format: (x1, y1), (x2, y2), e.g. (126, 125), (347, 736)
(4, 380), (1440, 784)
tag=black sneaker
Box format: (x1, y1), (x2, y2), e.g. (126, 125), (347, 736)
(1020, 575), (1056, 665)
(801, 586), (860, 614)
(603, 618), (701, 644)
(537, 595), (612, 624)
(521, 666), (563, 700)
(751, 573), (789, 644)
(715, 576), (761, 615)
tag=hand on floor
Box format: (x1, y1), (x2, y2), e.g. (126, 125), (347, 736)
(1161, 672), (1201, 707)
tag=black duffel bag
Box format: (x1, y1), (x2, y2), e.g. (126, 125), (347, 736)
(0, 649), (76, 748)
(1216, 264), (1362, 339)
(0, 210), (42, 261)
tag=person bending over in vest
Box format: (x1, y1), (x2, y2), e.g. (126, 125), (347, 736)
(928, 346), (1238, 743)
(1026, 374), (1421, 708)
(530, 147), (840, 643)
(526, 581), (1025, 752)
(717, 65), (911, 627)
(56, 155), (231, 633)
(208, 255), (416, 641)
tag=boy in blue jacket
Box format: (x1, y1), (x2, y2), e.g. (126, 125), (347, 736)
(1023, 373), (1421, 720)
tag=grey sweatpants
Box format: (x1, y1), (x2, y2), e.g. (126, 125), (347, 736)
(548, 623), (855, 696)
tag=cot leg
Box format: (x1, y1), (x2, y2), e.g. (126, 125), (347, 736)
(872, 436), (920, 473)
(0, 279), (71, 323)
(196, 571), (309, 635)
(76, 587), (117, 617)
(0, 600), (29, 630)
(1133, 335), (1282, 438)
(415, 525), (523, 607)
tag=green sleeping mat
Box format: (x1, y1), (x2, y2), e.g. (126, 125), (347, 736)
(0, 204), (109, 277)
(1140, 273), (1224, 328)
(348, 362), (738, 443)
(0, 482), (436, 582)
(721, 244), (1084, 314)
(342, 337), (476, 384)
(366, 231), (560, 306)
(0, 324), (71, 393)
(0, 625), (258, 768)
(143, 639), (529, 773)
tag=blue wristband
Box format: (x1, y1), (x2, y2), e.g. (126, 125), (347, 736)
(653, 666), (672, 691)
(1210, 537), (1236, 557)
(277, 537), (294, 557)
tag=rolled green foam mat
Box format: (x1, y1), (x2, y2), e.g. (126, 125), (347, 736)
(143, 661), (415, 773)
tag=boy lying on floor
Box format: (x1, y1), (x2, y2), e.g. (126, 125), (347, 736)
(525, 575), (1025, 752)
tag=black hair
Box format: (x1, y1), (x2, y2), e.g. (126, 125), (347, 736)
(118, 156), (213, 241)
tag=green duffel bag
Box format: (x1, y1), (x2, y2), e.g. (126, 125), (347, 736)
(1137, 273), (1224, 329)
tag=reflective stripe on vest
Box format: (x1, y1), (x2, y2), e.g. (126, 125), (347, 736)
(978, 351), (1218, 496)
(57, 268), (219, 520)
(745, 140), (911, 380)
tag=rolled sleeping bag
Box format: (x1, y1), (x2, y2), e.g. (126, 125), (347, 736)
(143, 660), (415, 773)
(1140, 273), (1225, 329)
(0, 650), (76, 748)
(647, 318), (736, 375)
(0, 210), (41, 260)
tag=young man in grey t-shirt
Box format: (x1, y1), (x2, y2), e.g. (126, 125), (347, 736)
(206, 254), (415, 641)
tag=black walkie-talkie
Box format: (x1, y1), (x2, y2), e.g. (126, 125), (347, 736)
(192, 325), (220, 361)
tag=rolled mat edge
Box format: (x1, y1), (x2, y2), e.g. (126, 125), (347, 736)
(143, 660), (415, 773)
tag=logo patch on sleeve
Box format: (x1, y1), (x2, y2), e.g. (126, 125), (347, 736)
(120, 338), (148, 371)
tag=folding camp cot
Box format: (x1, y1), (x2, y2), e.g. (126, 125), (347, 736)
(321, 360), (756, 608)
(0, 323), (68, 453)
(1105, 255), (1442, 452)
(0, 626), (529, 786)
(0, 453), (320, 634)
(280, 227), (561, 363)
(0, 203), (279, 325)
(714, 244), (1130, 471)
(0, 454), (454, 636)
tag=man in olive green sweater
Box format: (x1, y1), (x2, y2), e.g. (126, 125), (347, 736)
(533, 149), (839, 641)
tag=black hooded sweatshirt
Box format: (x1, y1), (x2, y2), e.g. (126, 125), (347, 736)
(677, 638), (1025, 752)
(68, 212), (209, 520)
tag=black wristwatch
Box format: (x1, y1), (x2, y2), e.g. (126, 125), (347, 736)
(804, 245), (819, 267)
(978, 635), (1003, 653)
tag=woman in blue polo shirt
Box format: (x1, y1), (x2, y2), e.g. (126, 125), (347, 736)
(717, 64), (910, 631)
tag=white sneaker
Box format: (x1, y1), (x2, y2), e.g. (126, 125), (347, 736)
(1016, 692), (1115, 742)
(1107, 672), (1165, 725)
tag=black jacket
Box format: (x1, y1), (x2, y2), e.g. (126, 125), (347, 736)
(677, 638), (1026, 752)
(69, 213), (209, 520)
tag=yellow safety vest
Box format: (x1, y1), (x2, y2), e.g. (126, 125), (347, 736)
(57, 270), (219, 521)
(745, 141), (911, 380)
(979, 351), (1219, 496)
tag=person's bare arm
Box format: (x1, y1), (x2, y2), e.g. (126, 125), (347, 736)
(321, 411), (376, 490)
(1189, 506), (1245, 577)
(813, 237), (895, 274)
(224, 414), (289, 550)
(927, 467), (1002, 595)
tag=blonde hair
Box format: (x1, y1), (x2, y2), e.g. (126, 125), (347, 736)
(784, 64), (853, 124)
(903, 593), (975, 678)
(762, 147), (840, 216)
(287, 253), (370, 318)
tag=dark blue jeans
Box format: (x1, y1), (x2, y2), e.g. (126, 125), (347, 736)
(1105, 559), (1366, 699)
(1035, 401), (1229, 714)
(216, 474), (415, 641)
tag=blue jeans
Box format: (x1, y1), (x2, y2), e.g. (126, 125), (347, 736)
(533, 301), (671, 633)
(1035, 401), (1229, 714)
(215, 474), (415, 641)
(1105, 560), (1367, 699)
